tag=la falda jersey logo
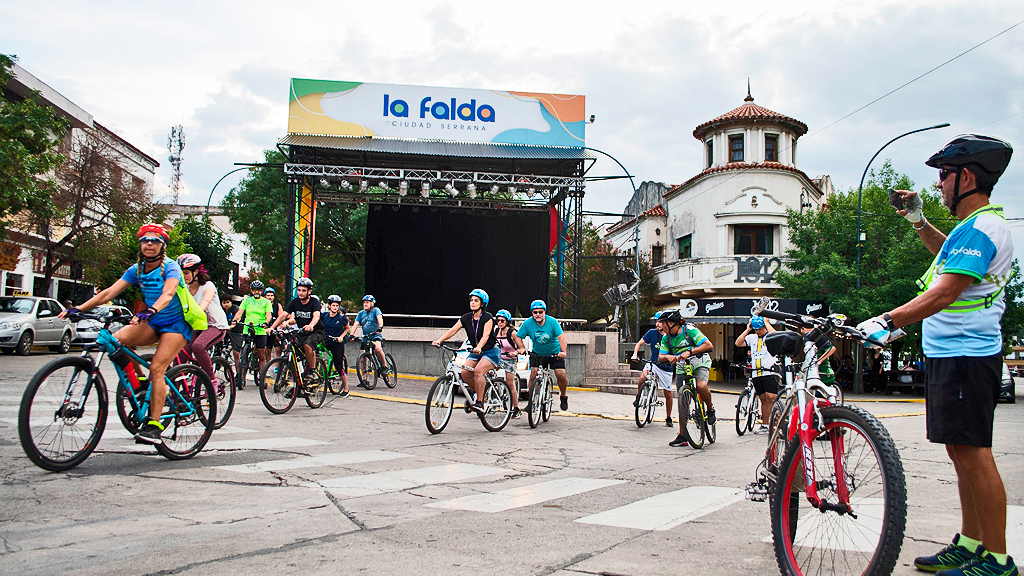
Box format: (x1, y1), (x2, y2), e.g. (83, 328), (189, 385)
(383, 94), (496, 122)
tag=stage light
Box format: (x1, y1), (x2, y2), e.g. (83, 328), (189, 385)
(378, 181), (388, 191)
(319, 178), (330, 188)
(527, 187), (535, 197)
(360, 180), (368, 191)
(340, 180), (353, 190)
(445, 182), (457, 197)
(509, 186), (517, 195)
(421, 181), (431, 198)
(467, 183), (477, 199)
(490, 184), (499, 194)
(399, 180), (409, 196)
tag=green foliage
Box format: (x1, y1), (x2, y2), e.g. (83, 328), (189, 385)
(775, 161), (954, 356)
(1001, 260), (1024, 355)
(176, 215), (234, 288)
(579, 219), (658, 325)
(0, 54), (69, 236)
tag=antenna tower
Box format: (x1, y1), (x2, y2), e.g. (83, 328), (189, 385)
(167, 125), (185, 205)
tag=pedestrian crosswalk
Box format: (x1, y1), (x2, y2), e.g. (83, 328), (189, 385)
(426, 477), (626, 513)
(576, 486), (745, 530)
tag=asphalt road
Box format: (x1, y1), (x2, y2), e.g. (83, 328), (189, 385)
(0, 351), (1021, 576)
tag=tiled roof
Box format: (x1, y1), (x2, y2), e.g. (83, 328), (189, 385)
(605, 204), (668, 235)
(693, 97), (808, 140)
(664, 162), (817, 200)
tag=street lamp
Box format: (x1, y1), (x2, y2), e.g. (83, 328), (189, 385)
(205, 166), (254, 216)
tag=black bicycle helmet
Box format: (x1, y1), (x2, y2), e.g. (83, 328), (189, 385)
(659, 308), (683, 324)
(250, 280), (265, 291)
(925, 134), (1013, 176)
(296, 277), (313, 288)
(327, 294), (342, 304)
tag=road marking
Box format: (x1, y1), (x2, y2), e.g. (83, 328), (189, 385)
(1009, 505), (1024, 558)
(426, 477), (626, 513)
(0, 406), (19, 412)
(759, 497), (884, 552)
(100, 425), (257, 440)
(310, 463), (507, 497)
(215, 450), (412, 474)
(101, 436), (327, 453)
(575, 486), (744, 531)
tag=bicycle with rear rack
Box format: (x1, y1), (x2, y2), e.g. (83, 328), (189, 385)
(634, 360), (664, 428)
(744, 297), (907, 576)
(133, 342), (235, 430)
(18, 309), (215, 471)
(355, 331), (397, 390)
(258, 326), (327, 414)
(425, 343), (512, 433)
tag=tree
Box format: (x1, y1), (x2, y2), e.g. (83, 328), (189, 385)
(177, 215), (234, 289)
(221, 150), (290, 283)
(0, 54), (68, 237)
(1001, 260), (1024, 355)
(578, 219), (658, 329)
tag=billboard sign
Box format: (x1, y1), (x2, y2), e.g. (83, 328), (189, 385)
(288, 79), (585, 147)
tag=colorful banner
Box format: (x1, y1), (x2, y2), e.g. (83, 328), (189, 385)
(288, 79), (585, 147)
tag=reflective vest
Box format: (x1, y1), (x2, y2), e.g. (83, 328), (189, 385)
(915, 204), (1011, 314)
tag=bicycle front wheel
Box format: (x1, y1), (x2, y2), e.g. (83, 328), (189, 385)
(425, 375), (455, 434)
(635, 381), (652, 429)
(678, 387), (704, 449)
(736, 388), (753, 436)
(767, 396), (790, 473)
(304, 358), (328, 409)
(259, 357), (297, 414)
(383, 353), (398, 388)
(211, 356), (236, 429)
(478, 378), (512, 432)
(527, 379), (543, 429)
(237, 343), (250, 390)
(357, 352), (376, 390)
(541, 376), (553, 422)
(772, 404), (907, 576)
(155, 364), (216, 460)
(19, 357), (108, 472)
(748, 393), (761, 432)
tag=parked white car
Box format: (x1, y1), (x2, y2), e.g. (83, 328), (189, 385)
(0, 296), (75, 355)
(73, 305), (131, 346)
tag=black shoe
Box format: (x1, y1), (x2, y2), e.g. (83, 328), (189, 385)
(633, 393), (641, 408)
(471, 401), (485, 414)
(669, 434), (689, 447)
(340, 389), (350, 398)
(134, 422), (164, 445)
(707, 408), (717, 425)
(511, 407), (521, 419)
(665, 417), (673, 427)
(560, 396), (568, 411)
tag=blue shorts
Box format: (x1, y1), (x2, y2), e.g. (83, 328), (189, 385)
(468, 347), (501, 368)
(148, 314), (193, 340)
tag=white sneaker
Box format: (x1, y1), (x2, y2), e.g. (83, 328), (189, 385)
(754, 424), (769, 435)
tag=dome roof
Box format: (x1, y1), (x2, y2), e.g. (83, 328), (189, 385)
(693, 92), (808, 140)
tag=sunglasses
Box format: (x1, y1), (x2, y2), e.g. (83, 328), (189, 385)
(139, 237), (164, 245)
(496, 318), (507, 322)
(531, 310), (545, 314)
(939, 168), (959, 181)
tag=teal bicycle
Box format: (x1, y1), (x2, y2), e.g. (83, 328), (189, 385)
(18, 309), (216, 471)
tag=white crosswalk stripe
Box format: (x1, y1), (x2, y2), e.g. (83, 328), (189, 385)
(575, 486), (744, 530)
(101, 425), (257, 440)
(101, 436), (327, 453)
(1009, 505), (1024, 559)
(215, 450), (411, 474)
(309, 463), (507, 497)
(759, 497), (884, 552)
(426, 477), (625, 513)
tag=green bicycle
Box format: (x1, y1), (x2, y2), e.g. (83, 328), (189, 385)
(676, 363), (716, 449)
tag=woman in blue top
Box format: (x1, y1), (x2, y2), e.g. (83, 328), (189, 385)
(60, 223), (191, 445)
(322, 295), (351, 397)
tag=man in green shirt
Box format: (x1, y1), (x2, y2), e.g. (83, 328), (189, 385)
(658, 309), (715, 447)
(232, 280), (273, 379)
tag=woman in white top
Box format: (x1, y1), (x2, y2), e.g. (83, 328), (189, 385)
(178, 254), (229, 389)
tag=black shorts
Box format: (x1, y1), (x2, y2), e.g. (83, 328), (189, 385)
(252, 334), (268, 349)
(530, 354), (565, 370)
(925, 354), (1002, 447)
(752, 375), (780, 396)
(295, 330), (325, 350)
(266, 333), (278, 349)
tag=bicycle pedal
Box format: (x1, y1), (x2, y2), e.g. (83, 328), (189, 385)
(745, 482), (769, 502)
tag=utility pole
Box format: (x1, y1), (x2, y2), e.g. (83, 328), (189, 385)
(167, 125), (185, 205)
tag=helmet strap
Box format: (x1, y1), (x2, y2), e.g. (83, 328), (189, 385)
(947, 167), (983, 217)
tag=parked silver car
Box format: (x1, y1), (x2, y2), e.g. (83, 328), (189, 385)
(0, 296), (75, 355)
(1000, 363), (1016, 404)
(73, 305), (131, 345)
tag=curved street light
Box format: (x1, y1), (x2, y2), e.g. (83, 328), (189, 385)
(205, 166), (253, 216)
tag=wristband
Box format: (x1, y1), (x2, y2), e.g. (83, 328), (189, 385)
(883, 313), (895, 331)
(913, 216), (928, 231)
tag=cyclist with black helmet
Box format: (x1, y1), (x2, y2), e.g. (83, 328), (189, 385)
(631, 311), (674, 427)
(354, 295), (386, 384)
(271, 277), (324, 382)
(735, 314), (777, 434)
(857, 134), (1016, 576)
(432, 289), (498, 414)
(657, 308), (715, 447)
(323, 294), (351, 397)
(516, 299), (570, 411)
(232, 280), (273, 378)
(263, 286), (286, 358)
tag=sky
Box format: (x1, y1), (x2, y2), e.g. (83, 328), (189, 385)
(3, 0), (1023, 248)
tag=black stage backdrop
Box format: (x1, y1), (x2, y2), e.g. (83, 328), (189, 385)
(365, 204), (549, 317)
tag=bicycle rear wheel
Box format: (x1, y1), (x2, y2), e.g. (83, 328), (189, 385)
(772, 405), (906, 576)
(383, 353), (398, 388)
(736, 387), (753, 436)
(304, 358), (328, 408)
(678, 387), (704, 449)
(237, 342), (250, 390)
(635, 380), (653, 428)
(211, 356), (236, 429)
(326, 353), (346, 395)
(425, 375), (455, 434)
(259, 357), (298, 414)
(527, 379), (543, 428)
(155, 364), (216, 460)
(705, 400), (717, 444)
(748, 393), (761, 432)
(19, 357), (108, 472)
(478, 378), (512, 432)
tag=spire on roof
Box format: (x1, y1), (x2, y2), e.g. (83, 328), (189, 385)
(744, 78), (753, 103)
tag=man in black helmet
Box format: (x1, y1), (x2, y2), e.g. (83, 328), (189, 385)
(855, 134), (1016, 576)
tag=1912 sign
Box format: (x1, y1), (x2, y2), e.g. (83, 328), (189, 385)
(734, 256), (781, 283)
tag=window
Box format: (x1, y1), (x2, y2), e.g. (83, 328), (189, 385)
(651, 245), (664, 267)
(765, 134), (778, 162)
(729, 134), (744, 163)
(4, 273), (23, 296)
(792, 140), (797, 165)
(677, 234), (692, 259)
(705, 140), (714, 168)
(734, 225), (773, 254)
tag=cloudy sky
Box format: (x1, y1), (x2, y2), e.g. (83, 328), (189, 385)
(4, 0), (1023, 247)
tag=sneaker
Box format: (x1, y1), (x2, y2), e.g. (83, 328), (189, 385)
(665, 417), (673, 427)
(935, 552), (1017, 576)
(633, 393), (641, 408)
(560, 396), (568, 411)
(471, 401), (485, 414)
(706, 408), (717, 425)
(511, 407), (521, 419)
(340, 389), (350, 398)
(669, 434), (689, 447)
(134, 421), (164, 445)
(754, 424), (770, 435)
(915, 534), (986, 573)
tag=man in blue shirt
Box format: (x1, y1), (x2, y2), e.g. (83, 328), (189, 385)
(857, 135), (1016, 576)
(354, 295), (386, 386)
(630, 312), (674, 426)
(516, 299), (570, 411)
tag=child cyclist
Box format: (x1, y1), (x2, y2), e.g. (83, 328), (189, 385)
(60, 223), (191, 445)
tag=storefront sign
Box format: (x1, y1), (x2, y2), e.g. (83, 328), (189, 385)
(288, 79), (586, 147)
(690, 298), (827, 318)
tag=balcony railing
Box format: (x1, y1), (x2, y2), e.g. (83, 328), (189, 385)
(654, 255), (792, 295)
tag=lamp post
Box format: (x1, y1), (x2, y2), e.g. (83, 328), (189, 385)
(853, 122), (948, 394)
(205, 166), (253, 216)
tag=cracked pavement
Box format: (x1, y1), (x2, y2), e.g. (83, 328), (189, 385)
(0, 353), (1021, 575)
